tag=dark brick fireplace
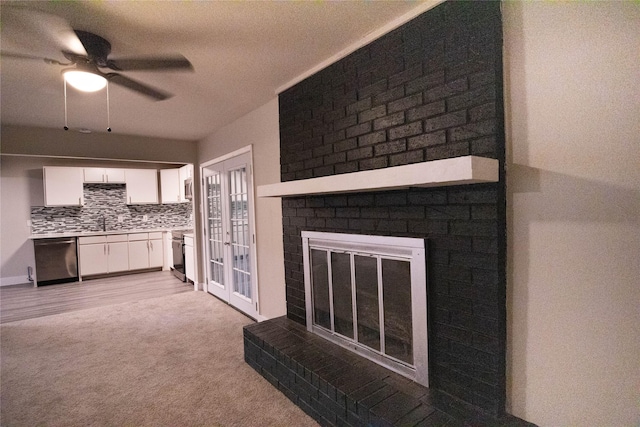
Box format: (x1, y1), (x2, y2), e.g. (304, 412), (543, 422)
(245, 1), (512, 424)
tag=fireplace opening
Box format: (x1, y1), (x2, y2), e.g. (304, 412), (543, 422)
(301, 231), (429, 387)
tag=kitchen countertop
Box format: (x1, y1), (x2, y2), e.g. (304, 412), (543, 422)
(29, 227), (194, 240)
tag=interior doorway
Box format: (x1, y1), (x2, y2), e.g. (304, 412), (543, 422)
(201, 149), (257, 319)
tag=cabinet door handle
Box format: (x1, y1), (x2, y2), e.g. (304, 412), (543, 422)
(150, 241), (153, 250)
(108, 244), (110, 255)
(104, 244), (107, 255)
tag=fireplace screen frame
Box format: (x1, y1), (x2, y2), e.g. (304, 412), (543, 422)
(302, 231), (429, 387)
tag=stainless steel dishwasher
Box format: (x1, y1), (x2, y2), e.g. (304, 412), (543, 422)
(33, 237), (79, 286)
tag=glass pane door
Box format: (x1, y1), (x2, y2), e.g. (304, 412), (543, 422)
(202, 151), (256, 318)
(229, 166), (251, 301)
(206, 171), (225, 289)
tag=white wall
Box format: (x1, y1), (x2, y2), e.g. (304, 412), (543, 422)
(198, 98), (286, 320)
(504, 2), (640, 425)
(0, 156), (43, 284)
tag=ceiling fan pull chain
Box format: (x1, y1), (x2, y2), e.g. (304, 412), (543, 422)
(63, 80), (69, 131)
(106, 82), (112, 133)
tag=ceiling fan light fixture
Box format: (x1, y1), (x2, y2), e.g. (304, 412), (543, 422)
(63, 69), (107, 92)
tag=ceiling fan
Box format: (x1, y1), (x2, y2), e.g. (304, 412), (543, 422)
(1, 7), (193, 101)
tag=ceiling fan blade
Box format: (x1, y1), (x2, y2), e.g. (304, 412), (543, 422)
(73, 30), (111, 65)
(1, 7), (87, 58)
(104, 73), (173, 101)
(105, 56), (193, 72)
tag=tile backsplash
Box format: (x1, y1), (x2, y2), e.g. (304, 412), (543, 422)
(31, 184), (192, 234)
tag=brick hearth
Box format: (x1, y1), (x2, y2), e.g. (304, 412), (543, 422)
(244, 317), (533, 426)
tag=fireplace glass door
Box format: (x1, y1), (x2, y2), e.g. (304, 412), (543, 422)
(302, 231), (428, 386)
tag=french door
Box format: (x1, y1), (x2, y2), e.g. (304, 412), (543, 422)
(202, 151), (257, 318)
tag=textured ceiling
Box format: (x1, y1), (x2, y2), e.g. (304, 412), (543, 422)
(1, 1), (436, 141)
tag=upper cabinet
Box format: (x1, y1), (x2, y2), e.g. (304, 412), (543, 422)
(43, 167), (84, 206)
(160, 169), (181, 204)
(125, 169), (158, 204)
(160, 165), (193, 204)
(42, 166), (161, 206)
(84, 168), (126, 183)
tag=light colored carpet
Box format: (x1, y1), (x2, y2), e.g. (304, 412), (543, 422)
(0, 292), (319, 427)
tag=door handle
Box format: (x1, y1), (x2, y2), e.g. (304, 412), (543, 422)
(224, 242), (230, 246)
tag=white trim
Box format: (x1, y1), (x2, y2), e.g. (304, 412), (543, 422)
(199, 146), (259, 319)
(0, 152), (192, 166)
(303, 231), (424, 250)
(200, 145), (252, 169)
(0, 275), (32, 287)
(258, 156), (499, 198)
(276, 0), (446, 94)
(302, 235), (313, 331)
(255, 313), (269, 322)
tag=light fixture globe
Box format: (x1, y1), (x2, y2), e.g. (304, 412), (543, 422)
(63, 67), (107, 92)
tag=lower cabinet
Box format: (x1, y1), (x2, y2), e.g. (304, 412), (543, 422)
(128, 232), (163, 270)
(184, 233), (195, 282)
(129, 239), (151, 270)
(78, 241), (108, 276)
(78, 235), (129, 276)
(79, 232), (164, 277)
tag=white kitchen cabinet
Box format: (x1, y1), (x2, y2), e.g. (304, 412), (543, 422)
(161, 166), (192, 203)
(107, 241), (129, 273)
(84, 168), (126, 183)
(43, 167), (84, 207)
(125, 169), (158, 204)
(163, 232), (172, 271)
(78, 235), (129, 276)
(149, 233), (164, 268)
(128, 232), (164, 270)
(160, 169), (181, 204)
(184, 233), (195, 282)
(78, 241), (109, 276)
(128, 238), (151, 270)
(180, 164), (193, 180)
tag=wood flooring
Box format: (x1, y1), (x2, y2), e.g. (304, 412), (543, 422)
(0, 271), (192, 324)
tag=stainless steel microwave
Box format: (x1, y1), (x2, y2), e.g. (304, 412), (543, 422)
(184, 177), (193, 200)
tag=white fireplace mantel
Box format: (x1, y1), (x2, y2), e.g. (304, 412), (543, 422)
(257, 155), (499, 198)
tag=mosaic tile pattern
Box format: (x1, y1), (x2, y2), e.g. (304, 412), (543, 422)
(31, 184), (193, 234)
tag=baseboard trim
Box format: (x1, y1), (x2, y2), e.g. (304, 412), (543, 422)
(0, 275), (32, 287)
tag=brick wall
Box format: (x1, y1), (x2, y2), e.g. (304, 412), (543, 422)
(278, 1), (505, 415)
